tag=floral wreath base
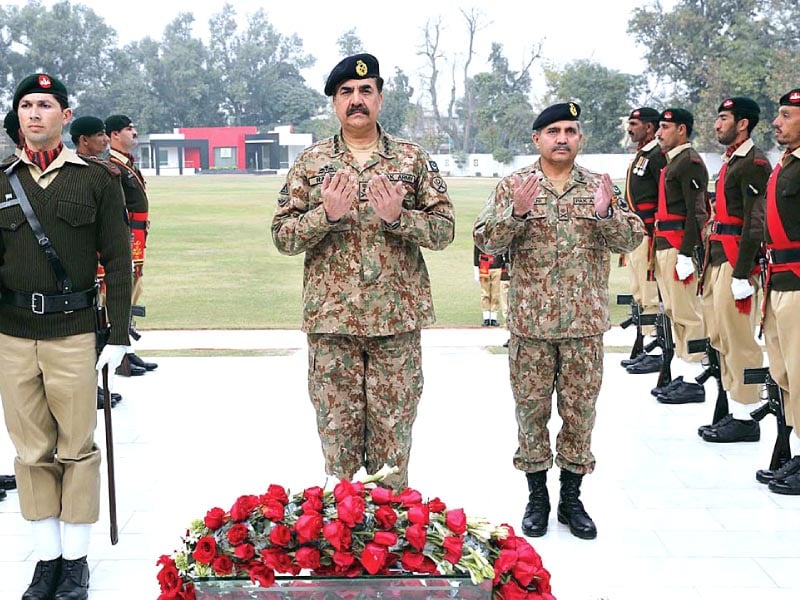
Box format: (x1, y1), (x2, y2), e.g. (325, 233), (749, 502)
(157, 468), (556, 600)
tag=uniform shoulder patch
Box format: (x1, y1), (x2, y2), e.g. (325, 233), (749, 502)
(690, 155), (704, 165)
(278, 183), (290, 206)
(0, 154), (18, 170)
(427, 160), (439, 173)
(84, 155), (120, 176)
(431, 175), (447, 193)
(754, 158), (769, 167)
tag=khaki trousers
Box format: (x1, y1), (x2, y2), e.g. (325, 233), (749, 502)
(654, 247), (705, 362)
(764, 291), (800, 429)
(480, 269), (502, 312)
(702, 263), (763, 404)
(626, 237), (659, 335)
(0, 332), (100, 523)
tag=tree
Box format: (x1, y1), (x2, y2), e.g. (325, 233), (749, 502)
(380, 68), (416, 137)
(336, 29), (363, 56)
(543, 60), (643, 153)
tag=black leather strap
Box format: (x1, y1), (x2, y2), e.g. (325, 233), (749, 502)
(656, 220), (685, 231)
(769, 248), (800, 265)
(7, 161), (73, 293)
(129, 220), (147, 230)
(0, 288), (96, 314)
(711, 222), (742, 235)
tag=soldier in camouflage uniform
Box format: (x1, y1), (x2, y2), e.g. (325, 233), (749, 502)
(271, 53), (454, 491)
(474, 102), (644, 540)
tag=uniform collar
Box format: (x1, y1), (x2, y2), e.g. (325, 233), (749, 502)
(641, 138), (660, 152)
(666, 142), (692, 162)
(20, 144), (86, 174)
(332, 123), (393, 158)
(722, 138), (753, 163)
(109, 147), (133, 165)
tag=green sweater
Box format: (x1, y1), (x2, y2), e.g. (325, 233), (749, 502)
(0, 160), (132, 344)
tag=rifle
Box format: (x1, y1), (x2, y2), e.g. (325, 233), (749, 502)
(688, 337), (728, 424)
(654, 298), (674, 388)
(96, 305), (119, 545)
(129, 305), (146, 341)
(617, 294), (658, 359)
(745, 367), (792, 472)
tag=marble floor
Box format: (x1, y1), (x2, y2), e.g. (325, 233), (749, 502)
(0, 328), (797, 600)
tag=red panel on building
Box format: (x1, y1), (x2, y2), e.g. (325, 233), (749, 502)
(178, 126), (257, 169)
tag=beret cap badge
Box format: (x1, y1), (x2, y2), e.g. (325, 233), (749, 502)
(722, 99), (734, 108)
(355, 60), (368, 77)
(663, 111), (673, 119)
(569, 103), (578, 117)
(791, 91), (800, 104)
(38, 75), (52, 88)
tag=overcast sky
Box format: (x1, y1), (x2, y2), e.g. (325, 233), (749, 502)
(11, 0), (678, 99)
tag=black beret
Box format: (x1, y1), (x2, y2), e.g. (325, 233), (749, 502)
(324, 53), (382, 96)
(13, 73), (69, 111)
(532, 102), (581, 131)
(105, 114), (133, 134)
(70, 116), (106, 139)
(3, 111), (20, 145)
(717, 96), (760, 118)
(629, 107), (660, 124)
(779, 89), (800, 107)
(659, 107), (693, 128)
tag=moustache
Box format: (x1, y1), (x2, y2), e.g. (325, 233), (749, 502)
(553, 144), (571, 152)
(347, 106), (369, 116)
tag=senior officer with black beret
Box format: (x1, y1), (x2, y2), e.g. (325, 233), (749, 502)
(273, 53), (454, 491)
(475, 101), (645, 540)
(0, 73), (131, 599)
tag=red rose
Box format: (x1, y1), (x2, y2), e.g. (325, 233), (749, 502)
(533, 568), (552, 593)
(401, 551), (424, 571)
(265, 484), (288, 504)
(493, 548), (517, 582)
(374, 505), (398, 529)
(372, 530), (397, 547)
(211, 555), (233, 576)
(360, 542), (389, 575)
(261, 548), (298, 574)
(269, 524), (292, 547)
(405, 523), (427, 551)
(407, 503), (430, 525)
(395, 488), (422, 506)
(442, 535), (463, 564)
(416, 555), (438, 574)
(156, 558), (182, 594)
(295, 546), (321, 569)
(333, 480), (357, 501)
(337, 494), (366, 527)
(191, 536), (216, 565)
(227, 523), (248, 546)
(203, 507), (227, 530)
(512, 557), (537, 588)
(496, 580), (528, 600)
(230, 495), (260, 522)
(304, 486), (324, 501)
(295, 512), (323, 543)
(333, 550), (355, 568)
(248, 564), (275, 588)
(428, 497), (446, 513)
(323, 520), (352, 551)
(301, 496), (323, 513)
(234, 543), (255, 561)
(445, 508), (467, 535)
(370, 487), (394, 505)
(261, 499), (285, 521)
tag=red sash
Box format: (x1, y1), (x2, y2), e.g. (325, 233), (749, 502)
(478, 253), (492, 276)
(709, 161), (757, 277)
(765, 162), (800, 280)
(654, 166), (685, 249)
(129, 211), (149, 278)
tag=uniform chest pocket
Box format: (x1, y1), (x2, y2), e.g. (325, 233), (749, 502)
(0, 204), (26, 232)
(57, 200), (96, 227)
(513, 207), (548, 250)
(781, 182), (800, 199)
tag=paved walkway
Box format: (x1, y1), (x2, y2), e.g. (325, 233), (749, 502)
(0, 328), (795, 599)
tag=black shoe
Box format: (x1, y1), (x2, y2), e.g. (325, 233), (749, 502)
(651, 376), (684, 397)
(96, 387), (121, 410)
(697, 413), (733, 437)
(22, 557), (62, 600)
(657, 381), (705, 404)
(502, 339), (509, 348)
(556, 470), (597, 540)
(54, 556), (89, 600)
(701, 418), (759, 443)
(769, 472), (800, 495)
(757, 455), (800, 485)
(0, 474), (15, 490)
(625, 354), (662, 374)
(620, 352), (647, 367)
(0, 488), (5, 502)
(489, 319), (499, 327)
(115, 355), (146, 377)
(482, 319), (490, 327)
(521, 471), (550, 537)
(127, 352), (158, 371)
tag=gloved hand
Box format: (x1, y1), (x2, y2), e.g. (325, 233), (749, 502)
(95, 344), (129, 372)
(474, 266), (480, 283)
(675, 253), (695, 281)
(731, 277), (755, 300)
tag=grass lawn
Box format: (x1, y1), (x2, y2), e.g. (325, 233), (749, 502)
(143, 175), (633, 329)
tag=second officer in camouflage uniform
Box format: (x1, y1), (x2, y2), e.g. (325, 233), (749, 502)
(272, 54), (454, 491)
(474, 102), (644, 540)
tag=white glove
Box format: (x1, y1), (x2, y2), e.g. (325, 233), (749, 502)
(675, 254), (695, 281)
(731, 277), (755, 300)
(474, 266), (480, 283)
(96, 344), (128, 372)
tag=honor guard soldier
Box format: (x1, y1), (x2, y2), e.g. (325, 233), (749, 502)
(474, 245), (504, 326)
(623, 107), (667, 374)
(474, 102), (644, 540)
(759, 88), (800, 494)
(272, 53), (454, 491)
(0, 73), (132, 600)
(698, 97), (769, 442)
(652, 108), (709, 404)
(105, 114), (157, 376)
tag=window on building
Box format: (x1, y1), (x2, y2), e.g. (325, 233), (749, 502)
(473, 159), (479, 167)
(214, 146), (237, 169)
(139, 145), (151, 169)
(158, 148), (169, 167)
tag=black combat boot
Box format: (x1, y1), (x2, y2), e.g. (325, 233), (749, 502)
(127, 352), (158, 371)
(22, 557), (62, 600)
(557, 470), (597, 540)
(521, 471), (550, 537)
(54, 556), (90, 600)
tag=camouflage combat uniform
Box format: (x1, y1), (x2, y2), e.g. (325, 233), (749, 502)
(272, 126), (454, 489)
(474, 160), (644, 474)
